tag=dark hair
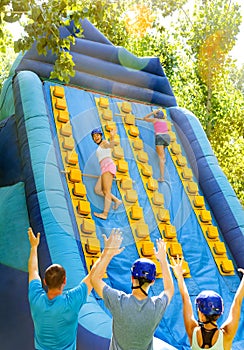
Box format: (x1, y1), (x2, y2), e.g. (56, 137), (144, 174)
(44, 264), (66, 289)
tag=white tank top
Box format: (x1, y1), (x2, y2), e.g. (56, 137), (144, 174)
(191, 327), (224, 350)
(96, 145), (111, 162)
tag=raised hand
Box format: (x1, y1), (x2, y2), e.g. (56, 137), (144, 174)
(170, 255), (185, 279)
(102, 228), (124, 257)
(28, 227), (40, 248)
(154, 239), (167, 262)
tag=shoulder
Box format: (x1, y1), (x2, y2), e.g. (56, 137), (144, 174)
(28, 279), (45, 302)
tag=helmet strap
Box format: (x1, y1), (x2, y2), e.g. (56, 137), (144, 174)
(198, 319), (218, 328)
(131, 278), (149, 296)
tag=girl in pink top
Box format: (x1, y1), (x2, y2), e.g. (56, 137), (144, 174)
(91, 127), (122, 220)
(143, 109), (171, 182)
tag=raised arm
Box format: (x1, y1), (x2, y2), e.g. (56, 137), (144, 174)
(27, 227), (41, 283)
(90, 228), (124, 298)
(143, 109), (159, 122)
(154, 239), (174, 302)
(172, 256), (198, 344)
(221, 268), (244, 346)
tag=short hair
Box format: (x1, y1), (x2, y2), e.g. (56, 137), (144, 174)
(44, 264), (66, 289)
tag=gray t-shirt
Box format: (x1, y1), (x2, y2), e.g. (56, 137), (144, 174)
(103, 285), (169, 350)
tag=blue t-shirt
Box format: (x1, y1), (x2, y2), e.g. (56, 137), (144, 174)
(103, 285), (169, 350)
(28, 279), (88, 350)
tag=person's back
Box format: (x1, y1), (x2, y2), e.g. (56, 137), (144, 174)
(27, 228), (92, 350)
(103, 285), (169, 350)
(191, 326), (223, 350)
(29, 279), (88, 350)
(90, 231), (174, 350)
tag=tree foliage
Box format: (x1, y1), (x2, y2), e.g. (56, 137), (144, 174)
(0, 0), (243, 205)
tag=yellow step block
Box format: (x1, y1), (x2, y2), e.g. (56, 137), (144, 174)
(99, 97), (109, 108)
(213, 242), (226, 255)
(117, 159), (128, 173)
(105, 121), (116, 132)
(120, 177), (133, 190)
(141, 164), (153, 177)
(81, 218), (95, 234)
(164, 225), (176, 239)
(121, 101), (132, 113)
(73, 182), (86, 197)
(65, 151), (78, 165)
(69, 169), (82, 183)
(125, 189), (138, 203)
(102, 109), (113, 121)
(176, 155), (187, 167)
(206, 226), (219, 239)
(135, 223), (149, 238)
(137, 150), (148, 163)
(141, 241), (154, 257)
(168, 131), (176, 142)
(85, 238), (100, 255)
(193, 195), (204, 208)
(112, 145), (124, 159)
(220, 259), (234, 273)
(112, 134), (120, 146)
(60, 123), (72, 137)
(199, 210), (212, 223)
(124, 114), (135, 125)
(152, 192), (164, 206)
(187, 181), (198, 195)
(77, 200), (91, 215)
(157, 208), (170, 222)
(133, 139), (143, 150)
(63, 136), (75, 151)
(55, 98), (67, 110)
(128, 125), (139, 137)
(130, 205), (143, 220)
(53, 86), (65, 98)
(57, 110), (69, 123)
(168, 242), (183, 257)
(182, 167), (193, 180)
(171, 143), (181, 155)
(147, 178), (158, 191)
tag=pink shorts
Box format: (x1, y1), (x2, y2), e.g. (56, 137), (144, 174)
(100, 158), (116, 176)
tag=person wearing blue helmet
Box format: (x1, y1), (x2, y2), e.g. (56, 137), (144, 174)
(143, 109), (171, 182)
(91, 127), (122, 220)
(90, 229), (174, 350)
(172, 256), (244, 350)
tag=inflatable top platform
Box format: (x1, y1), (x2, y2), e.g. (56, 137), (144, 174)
(0, 18), (243, 350)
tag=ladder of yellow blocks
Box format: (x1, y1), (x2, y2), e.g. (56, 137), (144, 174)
(116, 102), (191, 278)
(167, 128), (235, 275)
(117, 101), (234, 276)
(95, 96), (164, 278)
(50, 85), (104, 274)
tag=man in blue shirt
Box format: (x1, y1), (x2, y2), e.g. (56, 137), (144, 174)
(90, 229), (174, 350)
(27, 227), (92, 350)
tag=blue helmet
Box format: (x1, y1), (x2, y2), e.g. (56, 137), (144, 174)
(155, 110), (165, 119)
(131, 258), (156, 282)
(91, 128), (102, 137)
(196, 290), (224, 316)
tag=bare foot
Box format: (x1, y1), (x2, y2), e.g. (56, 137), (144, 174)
(113, 199), (122, 210)
(94, 212), (108, 220)
(158, 178), (164, 182)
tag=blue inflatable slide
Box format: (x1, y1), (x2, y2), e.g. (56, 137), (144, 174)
(0, 19), (243, 350)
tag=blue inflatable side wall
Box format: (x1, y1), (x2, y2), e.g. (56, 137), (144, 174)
(169, 107), (244, 268)
(12, 70), (113, 349)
